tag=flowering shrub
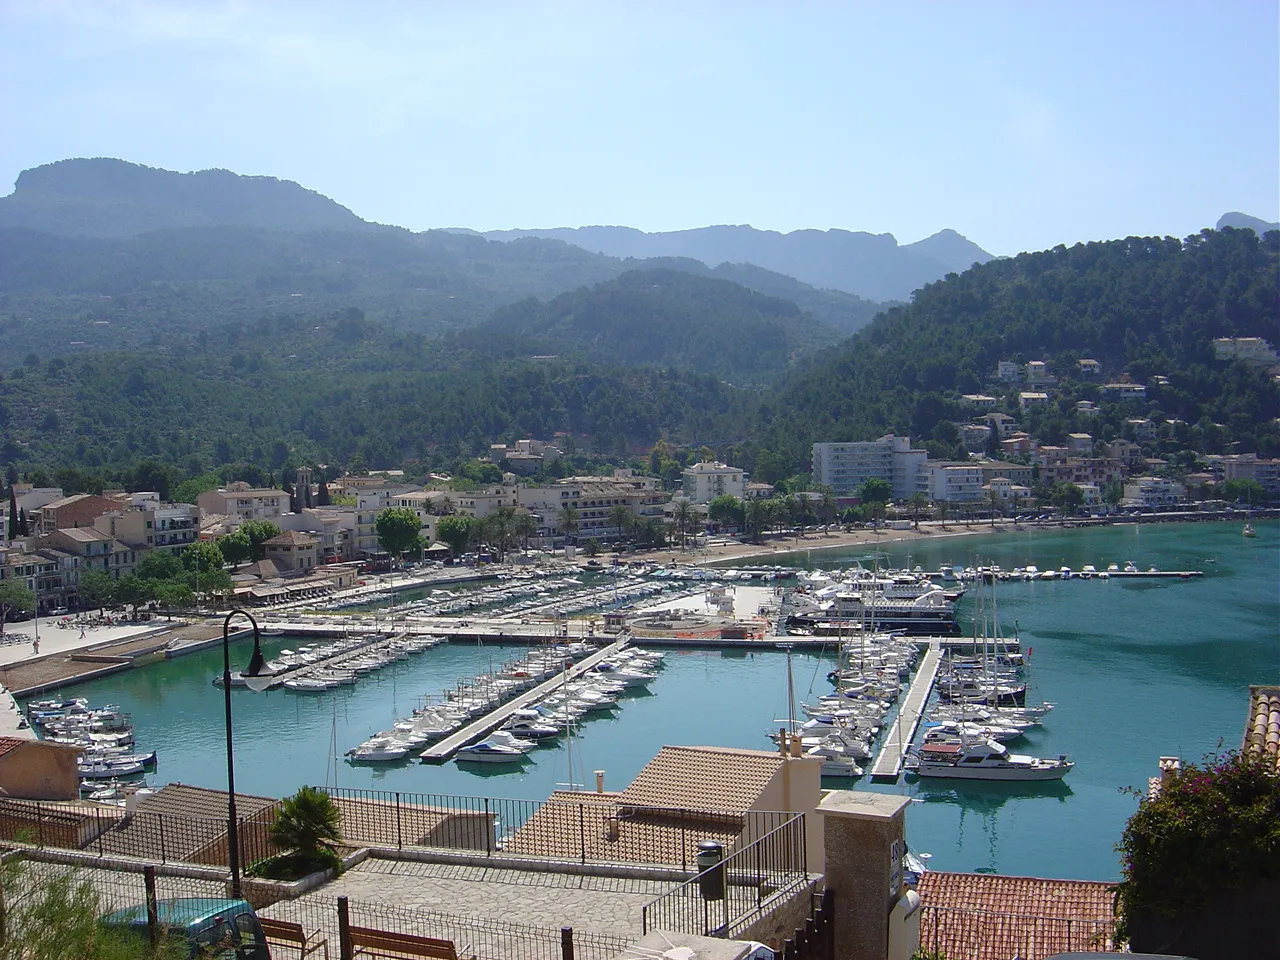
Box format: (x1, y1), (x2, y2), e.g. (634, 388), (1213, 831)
(1113, 750), (1280, 942)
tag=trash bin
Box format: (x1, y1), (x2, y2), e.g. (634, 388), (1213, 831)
(696, 840), (725, 901)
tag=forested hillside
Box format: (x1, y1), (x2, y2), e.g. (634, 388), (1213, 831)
(477, 269), (843, 380)
(0, 312), (748, 477)
(758, 228), (1280, 469)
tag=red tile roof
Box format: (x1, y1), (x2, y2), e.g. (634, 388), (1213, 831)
(917, 871), (1116, 960)
(1244, 684), (1280, 773)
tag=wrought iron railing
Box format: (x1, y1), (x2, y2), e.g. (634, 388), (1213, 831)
(640, 812), (808, 938)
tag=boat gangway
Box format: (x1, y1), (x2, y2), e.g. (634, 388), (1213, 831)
(419, 638), (628, 762)
(869, 640), (943, 780)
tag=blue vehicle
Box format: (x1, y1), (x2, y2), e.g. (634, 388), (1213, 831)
(100, 898), (270, 959)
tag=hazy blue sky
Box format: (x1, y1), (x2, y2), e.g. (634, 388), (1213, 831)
(2, 1), (1277, 255)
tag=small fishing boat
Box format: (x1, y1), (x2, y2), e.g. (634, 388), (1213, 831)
(1243, 523), (1256, 538)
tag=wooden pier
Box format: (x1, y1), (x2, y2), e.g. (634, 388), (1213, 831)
(869, 640), (943, 780)
(419, 639), (629, 762)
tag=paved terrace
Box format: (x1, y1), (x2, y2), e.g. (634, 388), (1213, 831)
(272, 857), (670, 939)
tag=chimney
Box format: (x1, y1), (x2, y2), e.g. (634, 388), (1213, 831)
(1158, 756), (1181, 786)
(594, 770), (605, 793)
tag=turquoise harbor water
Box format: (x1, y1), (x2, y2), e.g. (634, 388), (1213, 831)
(23, 521), (1278, 881)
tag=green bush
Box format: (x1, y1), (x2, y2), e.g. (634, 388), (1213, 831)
(1113, 750), (1280, 942)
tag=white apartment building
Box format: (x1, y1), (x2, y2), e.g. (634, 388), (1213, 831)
(681, 461), (746, 504)
(996, 361), (1021, 382)
(1212, 337), (1278, 366)
(518, 474), (665, 542)
(197, 484), (289, 524)
(1123, 476), (1186, 508)
(960, 394), (998, 409)
(277, 508), (356, 562)
(811, 436), (927, 499)
(917, 462), (985, 502)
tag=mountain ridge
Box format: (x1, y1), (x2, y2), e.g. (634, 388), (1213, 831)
(480, 223), (992, 302)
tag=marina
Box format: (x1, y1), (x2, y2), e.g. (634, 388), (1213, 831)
(418, 638), (628, 762)
(12, 520), (1277, 880)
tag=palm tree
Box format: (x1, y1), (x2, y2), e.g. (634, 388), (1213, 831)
(485, 506), (516, 561)
(989, 487), (1002, 528)
(608, 504), (635, 543)
(908, 492), (930, 530)
(513, 511), (538, 553)
(671, 499), (697, 551)
(557, 505), (579, 547)
(936, 500), (950, 530)
(744, 498), (766, 543)
(818, 487), (837, 535)
(270, 786), (342, 870)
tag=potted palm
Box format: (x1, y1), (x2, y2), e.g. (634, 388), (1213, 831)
(248, 786), (343, 881)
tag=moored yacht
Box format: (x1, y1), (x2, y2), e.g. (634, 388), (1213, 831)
(907, 738), (1072, 780)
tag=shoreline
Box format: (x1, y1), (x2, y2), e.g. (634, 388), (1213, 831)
(631, 510), (1274, 569)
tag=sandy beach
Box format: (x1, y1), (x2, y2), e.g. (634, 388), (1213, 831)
(628, 519), (1008, 567)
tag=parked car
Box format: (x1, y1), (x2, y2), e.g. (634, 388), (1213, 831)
(100, 898), (270, 959)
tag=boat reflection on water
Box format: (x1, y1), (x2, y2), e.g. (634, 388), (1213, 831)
(911, 777), (1074, 810)
(910, 778), (1073, 876)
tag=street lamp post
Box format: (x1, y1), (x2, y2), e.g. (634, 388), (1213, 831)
(222, 608), (277, 898)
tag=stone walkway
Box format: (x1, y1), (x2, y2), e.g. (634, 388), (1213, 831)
(287, 858), (672, 938)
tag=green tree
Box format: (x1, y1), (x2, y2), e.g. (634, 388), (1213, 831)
(908, 491), (930, 529)
(171, 473), (221, 505)
(77, 570), (116, 615)
(7, 485), (17, 539)
(584, 538), (602, 557)
(935, 499), (950, 529)
(743, 498), (768, 543)
(1050, 482), (1085, 514)
(707, 494), (744, 529)
(859, 478), (893, 504)
(238, 519), (282, 561)
(671, 499), (698, 550)
(436, 514), (475, 559)
(513, 511), (538, 553)
(557, 504), (580, 545)
(482, 506), (517, 561)
(0, 580), (35, 638)
(1222, 478), (1265, 504)
(181, 539), (225, 575)
(113, 573), (153, 617)
(267, 786), (343, 877)
(219, 530), (252, 569)
(608, 503), (635, 540)
(154, 580), (194, 615)
(375, 507), (423, 563)
(135, 551), (183, 583)
(988, 487), (1002, 527)
(817, 486), (838, 533)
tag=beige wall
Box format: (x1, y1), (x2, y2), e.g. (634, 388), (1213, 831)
(0, 743), (81, 800)
(749, 753), (824, 874)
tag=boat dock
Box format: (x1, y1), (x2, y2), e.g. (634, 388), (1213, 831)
(419, 638), (629, 763)
(869, 640), (943, 780)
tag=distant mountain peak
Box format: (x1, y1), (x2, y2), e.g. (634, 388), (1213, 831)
(1, 157), (368, 238)
(1216, 211), (1280, 235)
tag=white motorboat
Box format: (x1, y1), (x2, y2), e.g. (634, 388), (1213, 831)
(504, 718), (561, 740)
(804, 745), (864, 778)
(347, 737), (409, 762)
(455, 741), (526, 763)
(907, 738), (1073, 780)
(485, 730), (537, 753)
(283, 678), (335, 692)
(79, 760), (145, 779)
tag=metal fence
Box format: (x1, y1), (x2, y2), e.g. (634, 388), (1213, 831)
(0, 797), (279, 869)
(919, 903), (1118, 959)
(640, 812), (808, 939)
(323, 786), (793, 871)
